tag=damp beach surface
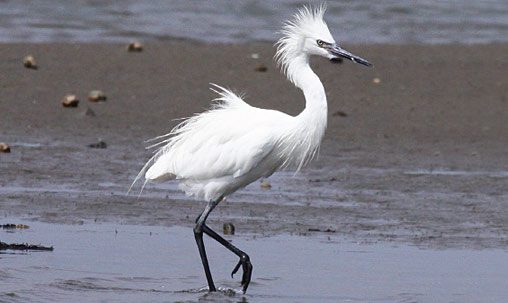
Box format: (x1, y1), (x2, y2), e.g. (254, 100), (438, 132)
(1, 42), (507, 302)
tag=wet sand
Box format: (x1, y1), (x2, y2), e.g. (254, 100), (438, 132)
(1, 42), (507, 248)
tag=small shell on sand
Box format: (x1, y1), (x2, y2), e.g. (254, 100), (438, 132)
(62, 95), (79, 108)
(254, 64), (268, 72)
(373, 77), (381, 84)
(332, 110), (348, 117)
(88, 90), (107, 102)
(88, 140), (107, 149)
(223, 223), (235, 235)
(0, 142), (11, 153)
(127, 41), (143, 52)
(330, 57), (343, 64)
(260, 179), (271, 189)
(23, 55), (37, 69)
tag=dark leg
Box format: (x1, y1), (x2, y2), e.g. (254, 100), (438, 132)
(194, 196), (223, 292)
(202, 224), (253, 293)
(194, 198), (219, 291)
(193, 195), (253, 293)
(194, 229), (215, 291)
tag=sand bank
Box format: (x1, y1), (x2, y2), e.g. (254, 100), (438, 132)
(1, 42), (507, 248)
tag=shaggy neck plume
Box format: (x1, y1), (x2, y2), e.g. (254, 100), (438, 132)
(273, 5), (330, 169)
(277, 49), (328, 171)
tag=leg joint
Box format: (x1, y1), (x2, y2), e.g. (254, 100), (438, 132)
(240, 252), (250, 263)
(193, 222), (203, 235)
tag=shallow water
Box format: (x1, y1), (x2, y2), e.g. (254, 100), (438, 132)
(1, 0), (508, 44)
(1, 220), (507, 303)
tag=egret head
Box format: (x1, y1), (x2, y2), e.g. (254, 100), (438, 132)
(276, 4), (371, 69)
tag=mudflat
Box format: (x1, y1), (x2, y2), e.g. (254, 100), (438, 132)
(1, 42), (507, 249)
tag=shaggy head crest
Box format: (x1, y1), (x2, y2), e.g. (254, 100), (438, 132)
(275, 4), (334, 76)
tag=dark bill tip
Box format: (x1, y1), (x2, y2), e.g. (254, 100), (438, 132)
(329, 45), (373, 67)
(350, 56), (372, 67)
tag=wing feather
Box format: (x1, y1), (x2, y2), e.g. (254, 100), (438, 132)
(133, 85), (290, 189)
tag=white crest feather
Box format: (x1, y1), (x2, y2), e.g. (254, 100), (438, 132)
(275, 3), (330, 83)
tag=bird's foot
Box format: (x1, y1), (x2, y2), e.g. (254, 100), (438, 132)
(231, 253), (252, 293)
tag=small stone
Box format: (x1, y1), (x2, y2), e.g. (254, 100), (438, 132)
(373, 77), (381, 84)
(260, 179), (271, 189)
(88, 140), (107, 149)
(88, 90), (107, 102)
(332, 110), (348, 117)
(223, 223), (235, 235)
(61, 95), (79, 108)
(23, 55), (37, 69)
(330, 57), (343, 64)
(250, 53), (259, 59)
(0, 142), (11, 153)
(254, 64), (267, 72)
(127, 41), (143, 52)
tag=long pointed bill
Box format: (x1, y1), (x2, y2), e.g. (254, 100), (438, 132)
(329, 45), (372, 67)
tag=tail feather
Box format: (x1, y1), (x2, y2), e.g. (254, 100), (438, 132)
(128, 152), (159, 194)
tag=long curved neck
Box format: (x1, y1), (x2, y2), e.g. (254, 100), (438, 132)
(286, 54), (327, 117)
(282, 53), (328, 169)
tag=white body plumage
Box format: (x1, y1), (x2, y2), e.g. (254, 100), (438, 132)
(136, 78), (326, 201)
(132, 5), (371, 202)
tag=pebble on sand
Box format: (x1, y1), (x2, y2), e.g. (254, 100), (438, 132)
(330, 57), (343, 64)
(88, 140), (107, 149)
(332, 110), (348, 117)
(254, 64), (268, 72)
(373, 77), (381, 84)
(0, 142), (11, 153)
(88, 90), (107, 102)
(23, 55), (37, 69)
(127, 41), (143, 52)
(260, 179), (271, 189)
(61, 95), (79, 108)
(223, 223), (235, 235)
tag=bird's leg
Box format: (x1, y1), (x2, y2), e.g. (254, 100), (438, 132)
(201, 224), (253, 293)
(194, 195), (252, 293)
(194, 196), (223, 292)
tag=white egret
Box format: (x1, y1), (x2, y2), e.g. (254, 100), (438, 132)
(132, 4), (371, 293)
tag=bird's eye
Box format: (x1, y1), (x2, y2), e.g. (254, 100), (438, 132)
(317, 39), (325, 47)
